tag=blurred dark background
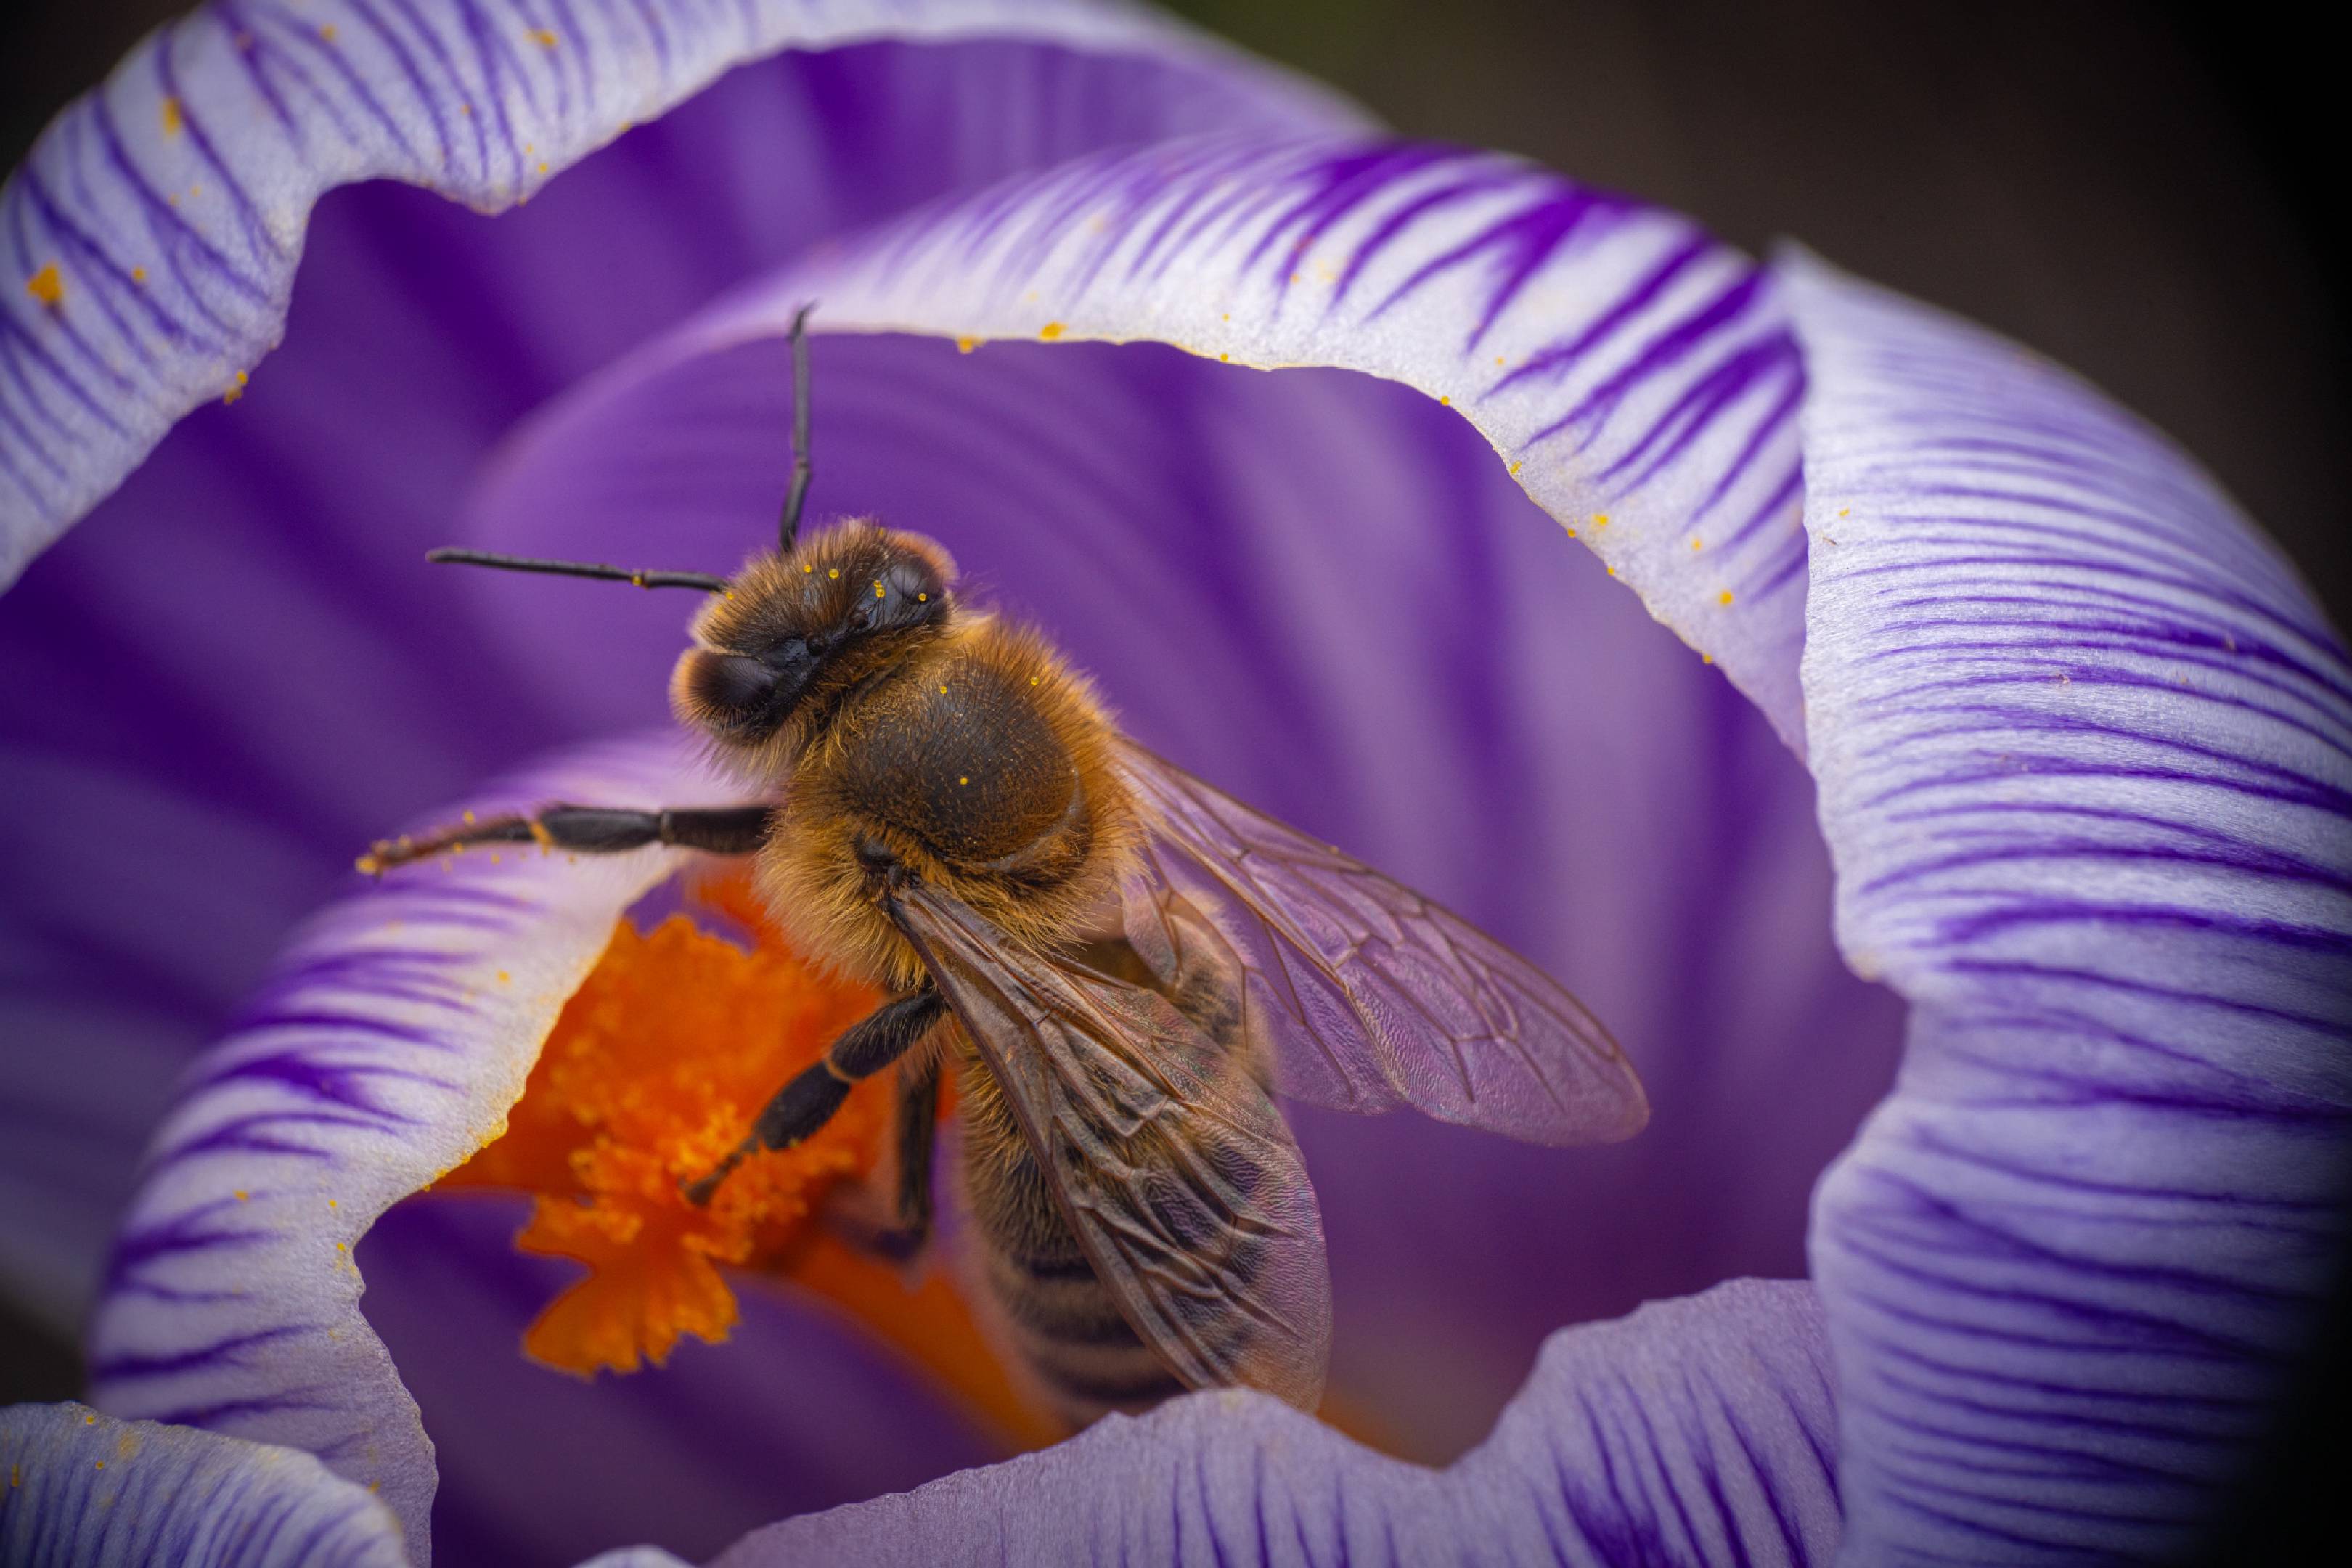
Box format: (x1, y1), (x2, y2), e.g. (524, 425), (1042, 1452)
(5, 3), (2343, 1563)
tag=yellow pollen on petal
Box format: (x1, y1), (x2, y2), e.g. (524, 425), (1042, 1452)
(1038, 322), (1065, 340)
(528, 27), (558, 48)
(1438, 396), (1450, 407)
(160, 97), (184, 136)
(131, 266), (147, 282)
(956, 335), (979, 354)
(1592, 513), (1609, 528)
(319, 23), (338, 42)
(1718, 589), (1735, 605)
(26, 264), (62, 307)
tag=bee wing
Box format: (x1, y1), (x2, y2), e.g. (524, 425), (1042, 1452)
(1115, 741), (1649, 1147)
(887, 881), (1331, 1411)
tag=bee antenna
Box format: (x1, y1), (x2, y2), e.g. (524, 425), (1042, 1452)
(779, 301), (816, 554)
(425, 547), (729, 594)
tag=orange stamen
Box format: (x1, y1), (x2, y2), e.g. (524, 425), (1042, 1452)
(439, 871), (1060, 1450)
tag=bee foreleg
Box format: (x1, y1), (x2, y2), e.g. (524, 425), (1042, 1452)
(682, 988), (946, 1205)
(359, 804), (774, 873)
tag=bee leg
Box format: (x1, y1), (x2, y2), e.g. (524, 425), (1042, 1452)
(683, 989), (946, 1206)
(359, 804), (774, 874)
(852, 1053), (942, 1262)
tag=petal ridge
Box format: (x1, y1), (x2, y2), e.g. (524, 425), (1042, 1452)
(84, 731), (738, 1563)
(705, 1278), (1841, 1567)
(0, 1400), (407, 1567)
(1783, 245), (2352, 1567)
(683, 133), (1814, 748)
(0, 0), (1368, 585)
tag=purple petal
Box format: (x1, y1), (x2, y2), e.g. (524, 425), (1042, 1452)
(0, 1400), (404, 1567)
(0, 29), (1368, 1336)
(1783, 248), (2352, 1564)
(709, 1279), (1839, 1567)
(0, 0), (1363, 582)
(83, 732), (738, 1561)
(684, 134), (1812, 746)
(356, 1197), (1008, 1567)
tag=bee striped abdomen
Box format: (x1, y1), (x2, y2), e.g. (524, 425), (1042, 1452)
(955, 1024), (1275, 1424)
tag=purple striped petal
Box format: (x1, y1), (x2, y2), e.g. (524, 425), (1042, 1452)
(708, 1279), (1838, 1567)
(680, 134), (1812, 746)
(1783, 248), (2352, 1564)
(0, 1400), (404, 1567)
(0, 0), (1363, 587)
(83, 732), (742, 1562)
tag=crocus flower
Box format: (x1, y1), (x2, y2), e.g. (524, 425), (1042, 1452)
(1, 3), (2343, 1566)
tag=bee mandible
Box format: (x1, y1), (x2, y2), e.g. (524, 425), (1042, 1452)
(367, 308), (1650, 1423)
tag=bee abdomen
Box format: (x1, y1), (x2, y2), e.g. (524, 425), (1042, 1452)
(1020, 1341), (1187, 1410)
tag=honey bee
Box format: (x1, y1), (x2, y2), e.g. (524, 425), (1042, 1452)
(367, 309), (1649, 1423)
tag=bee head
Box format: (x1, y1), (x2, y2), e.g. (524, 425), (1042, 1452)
(672, 522), (957, 751)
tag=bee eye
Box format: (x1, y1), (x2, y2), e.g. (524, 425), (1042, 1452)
(687, 652), (777, 722)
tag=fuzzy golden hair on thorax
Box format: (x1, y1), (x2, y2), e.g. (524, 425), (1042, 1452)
(757, 611), (1141, 992)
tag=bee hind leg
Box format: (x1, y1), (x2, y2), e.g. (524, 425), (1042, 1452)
(862, 1053), (943, 1262)
(684, 988), (946, 1206)
(359, 804), (774, 874)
